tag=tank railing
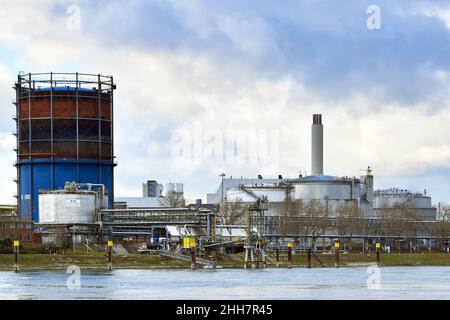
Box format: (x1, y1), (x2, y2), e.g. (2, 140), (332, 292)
(74, 183), (106, 197)
(374, 189), (425, 197)
(17, 83), (114, 92)
(18, 72), (113, 83)
(16, 73), (114, 92)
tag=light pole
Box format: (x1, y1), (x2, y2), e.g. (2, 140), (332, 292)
(219, 173), (226, 223)
(219, 173), (225, 203)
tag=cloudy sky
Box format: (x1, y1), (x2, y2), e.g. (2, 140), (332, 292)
(1, 0), (450, 205)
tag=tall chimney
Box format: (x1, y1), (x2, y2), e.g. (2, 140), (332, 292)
(311, 114), (323, 175)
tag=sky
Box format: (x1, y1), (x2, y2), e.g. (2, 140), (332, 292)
(0, 0), (450, 205)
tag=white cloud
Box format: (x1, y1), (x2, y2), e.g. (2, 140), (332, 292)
(421, 7), (450, 29)
(0, 1), (450, 205)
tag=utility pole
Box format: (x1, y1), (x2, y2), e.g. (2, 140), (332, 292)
(219, 173), (226, 203)
(219, 173), (226, 224)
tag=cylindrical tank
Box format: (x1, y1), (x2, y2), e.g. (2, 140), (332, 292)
(227, 188), (292, 202)
(293, 176), (360, 200)
(14, 73), (116, 222)
(374, 194), (432, 208)
(39, 192), (96, 224)
(165, 183), (183, 194)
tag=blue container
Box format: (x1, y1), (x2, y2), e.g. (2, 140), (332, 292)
(17, 159), (114, 221)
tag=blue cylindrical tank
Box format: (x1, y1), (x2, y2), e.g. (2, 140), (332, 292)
(14, 73), (116, 222)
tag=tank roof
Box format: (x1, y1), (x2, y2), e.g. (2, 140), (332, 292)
(289, 175), (338, 182)
(34, 86), (95, 92)
(288, 175), (357, 184)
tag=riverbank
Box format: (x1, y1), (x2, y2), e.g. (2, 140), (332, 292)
(0, 252), (449, 271)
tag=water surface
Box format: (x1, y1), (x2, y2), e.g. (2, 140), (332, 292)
(0, 267), (449, 299)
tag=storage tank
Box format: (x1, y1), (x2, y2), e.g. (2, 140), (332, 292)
(13, 73), (116, 222)
(227, 186), (292, 203)
(39, 192), (96, 224)
(38, 182), (108, 224)
(165, 183), (184, 194)
(374, 189), (432, 208)
(293, 175), (360, 200)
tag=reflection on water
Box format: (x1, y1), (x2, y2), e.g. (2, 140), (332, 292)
(0, 267), (450, 300)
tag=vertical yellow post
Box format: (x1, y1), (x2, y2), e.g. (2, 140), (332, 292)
(376, 242), (381, 267)
(13, 240), (20, 273)
(107, 241), (113, 271)
(287, 242), (293, 268)
(334, 241), (340, 268)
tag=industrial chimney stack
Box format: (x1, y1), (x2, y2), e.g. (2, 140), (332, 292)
(311, 114), (323, 175)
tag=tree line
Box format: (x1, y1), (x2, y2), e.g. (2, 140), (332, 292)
(218, 198), (450, 252)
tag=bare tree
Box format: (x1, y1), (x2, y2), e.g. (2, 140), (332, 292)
(334, 201), (363, 252)
(433, 220), (450, 251)
(276, 198), (303, 239)
(301, 200), (328, 250)
(159, 190), (185, 207)
(219, 199), (245, 225)
(379, 204), (419, 253)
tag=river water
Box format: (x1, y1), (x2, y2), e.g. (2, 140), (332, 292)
(0, 266), (449, 299)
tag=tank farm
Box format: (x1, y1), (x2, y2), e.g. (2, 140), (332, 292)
(14, 73), (116, 223)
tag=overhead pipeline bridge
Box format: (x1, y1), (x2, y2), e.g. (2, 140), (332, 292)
(100, 208), (215, 237)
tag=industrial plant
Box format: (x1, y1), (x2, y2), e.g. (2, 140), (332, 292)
(3, 71), (447, 268)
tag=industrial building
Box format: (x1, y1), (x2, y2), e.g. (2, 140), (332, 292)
(116, 181), (184, 209)
(13, 73), (116, 222)
(7, 72), (440, 254)
(143, 180), (163, 198)
(210, 114), (435, 223)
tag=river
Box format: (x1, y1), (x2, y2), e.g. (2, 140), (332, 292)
(0, 266), (449, 299)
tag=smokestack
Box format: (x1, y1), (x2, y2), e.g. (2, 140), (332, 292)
(311, 114), (323, 175)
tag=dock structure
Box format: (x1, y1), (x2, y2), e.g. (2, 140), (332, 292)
(157, 250), (216, 268)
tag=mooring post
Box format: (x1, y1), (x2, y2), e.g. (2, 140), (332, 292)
(287, 242), (293, 268)
(376, 242), (381, 267)
(334, 241), (340, 268)
(190, 248), (196, 270)
(13, 240), (19, 273)
(307, 247), (312, 268)
(107, 240), (113, 271)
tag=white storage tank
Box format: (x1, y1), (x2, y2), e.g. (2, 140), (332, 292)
(293, 175), (360, 200)
(39, 192), (96, 224)
(227, 187), (292, 203)
(374, 192), (432, 209)
(165, 183), (184, 194)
